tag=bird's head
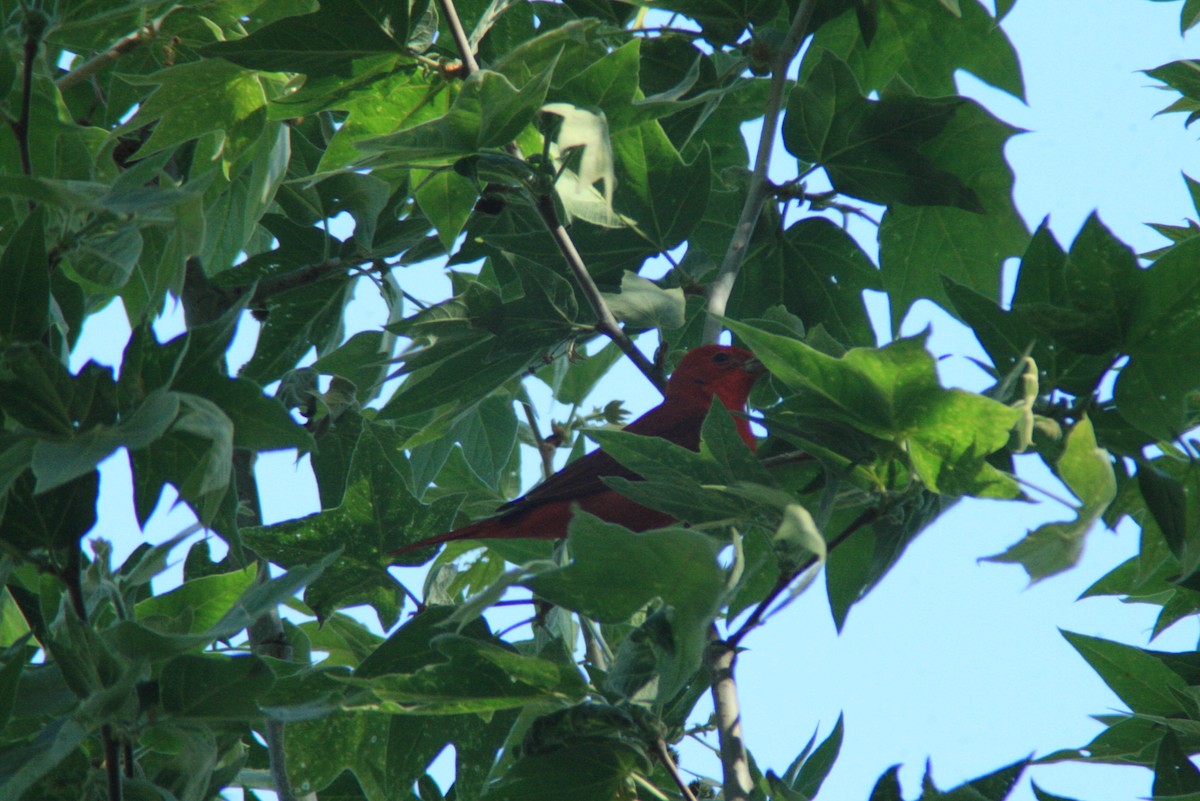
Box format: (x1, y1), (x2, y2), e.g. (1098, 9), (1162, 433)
(666, 344), (765, 410)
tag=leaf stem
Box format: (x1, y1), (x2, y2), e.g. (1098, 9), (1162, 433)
(56, 18), (165, 92)
(655, 738), (699, 801)
(435, 0), (667, 393)
(702, 0), (817, 343)
(521, 400), (557, 479)
(727, 506), (878, 648)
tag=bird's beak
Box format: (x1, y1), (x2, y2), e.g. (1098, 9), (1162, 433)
(744, 355), (766, 375)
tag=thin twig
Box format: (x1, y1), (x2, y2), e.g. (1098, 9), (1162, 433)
(10, 16), (40, 178)
(579, 615), (611, 670)
(435, 0), (667, 394)
(103, 724), (122, 801)
(655, 739), (699, 801)
(706, 630), (753, 801)
(436, 0), (480, 73)
(56, 19), (163, 91)
(64, 544), (124, 801)
(727, 506), (877, 648)
(522, 401), (556, 479)
(702, 0), (818, 343)
(534, 195), (665, 392)
(759, 450), (815, 470)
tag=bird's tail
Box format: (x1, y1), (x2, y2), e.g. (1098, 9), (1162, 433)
(389, 520), (489, 557)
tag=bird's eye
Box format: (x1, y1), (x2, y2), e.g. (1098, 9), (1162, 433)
(711, 351), (731, 364)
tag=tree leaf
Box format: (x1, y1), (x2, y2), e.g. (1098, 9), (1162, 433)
(601, 271), (685, 331)
(160, 654), (274, 721)
(811, 0), (1024, 99)
(984, 415), (1115, 581)
(1061, 631), (1188, 717)
(784, 52), (983, 212)
(202, 1), (411, 78)
(0, 208), (48, 343)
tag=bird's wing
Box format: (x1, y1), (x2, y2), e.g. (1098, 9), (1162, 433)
(495, 400), (705, 513)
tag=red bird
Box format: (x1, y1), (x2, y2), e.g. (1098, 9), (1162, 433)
(392, 345), (765, 555)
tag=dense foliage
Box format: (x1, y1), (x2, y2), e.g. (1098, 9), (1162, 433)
(1, 1), (1199, 799)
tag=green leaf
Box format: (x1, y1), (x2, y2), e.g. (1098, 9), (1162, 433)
(414, 168), (479, 251)
(1062, 630), (1188, 717)
(480, 738), (646, 801)
(31, 389), (179, 493)
(203, 1), (410, 78)
(286, 707), (518, 800)
(0, 343), (75, 437)
(984, 416), (1115, 581)
(923, 757), (1028, 800)
(1032, 783), (1083, 801)
(1185, 0), (1200, 33)
(122, 60), (268, 164)
(727, 320), (1020, 497)
(133, 566), (258, 635)
(792, 714), (844, 799)
(244, 423), (460, 626)
(1116, 236), (1200, 440)
(528, 513), (725, 699)
(811, 0), (1024, 99)
(1137, 463), (1188, 561)
(0, 209), (48, 343)
(160, 654), (274, 721)
(0, 718), (87, 801)
(361, 66), (556, 167)
(877, 100), (1028, 327)
(0, 471), (98, 552)
(536, 340), (625, 406)
(240, 278), (355, 385)
(1155, 731), (1200, 797)
(784, 52), (982, 212)
(452, 394), (519, 490)
(358, 634), (588, 713)
(667, 0), (781, 46)
(601, 272), (685, 331)
(67, 224), (143, 291)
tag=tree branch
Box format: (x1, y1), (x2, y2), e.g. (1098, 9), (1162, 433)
(56, 19), (163, 92)
(655, 738), (699, 801)
(64, 542), (125, 801)
(728, 506), (878, 648)
(436, 0), (480, 74)
(9, 11), (45, 179)
(706, 631), (753, 801)
(234, 451), (314, 801)
(702, 0), (817, 343)
(435, 0), (667, 394)
(521, 400), (557, 479)
(534, 194), (665, 392)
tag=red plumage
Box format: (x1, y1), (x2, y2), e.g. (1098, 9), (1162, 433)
(392, 345), (764, 555)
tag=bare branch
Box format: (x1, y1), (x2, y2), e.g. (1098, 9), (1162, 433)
(56, 19), (164, 92)
(702, 0), (818, 343)
(655, 739), (699, 801)
(436, 0), (481, 74)
(9, 12), (45, 178)
(533, 195), (666, 392)
(706, 632), (753, 801)
(522, 400), (557, 479)
(728, 506), (878, 648)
